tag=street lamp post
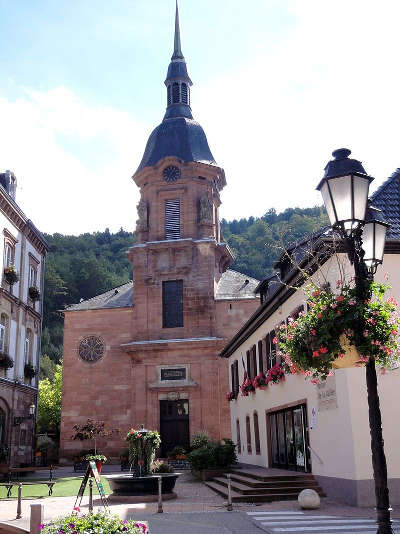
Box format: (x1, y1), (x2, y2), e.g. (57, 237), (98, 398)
(317, 148), (393, 534)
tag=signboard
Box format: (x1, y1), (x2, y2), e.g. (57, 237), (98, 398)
(161, 367), (186, 381)
(317, 375), (338, 411)
(73, 461), (109, 511)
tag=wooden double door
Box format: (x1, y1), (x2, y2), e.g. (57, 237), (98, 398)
(160, 400), (190, 457)
(269, 404), (310, 472)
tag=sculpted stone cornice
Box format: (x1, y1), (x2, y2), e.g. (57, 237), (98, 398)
(0, 189), (48, 256)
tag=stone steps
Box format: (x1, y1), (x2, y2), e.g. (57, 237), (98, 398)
(204, 468), (326, 504)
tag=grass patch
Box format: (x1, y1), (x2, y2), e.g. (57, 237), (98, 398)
(0, 476), (112, 499)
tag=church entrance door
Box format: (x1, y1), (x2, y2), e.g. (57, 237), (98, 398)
(160, 399), (189, 458)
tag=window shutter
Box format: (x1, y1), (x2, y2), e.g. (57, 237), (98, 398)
(258, 340), (264, 374)
(165, 199), (180, 240)
(234, 360), (239, 396)
(270, 329), (276, 367)
(162, 280), (183, 328)
(246, 351), (251, 378)
(265, 333), (271, 370)
(252, 344), (257, 379)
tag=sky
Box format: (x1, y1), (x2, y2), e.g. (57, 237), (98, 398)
(0, 0), (399, 235)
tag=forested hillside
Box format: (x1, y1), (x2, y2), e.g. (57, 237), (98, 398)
(41, 206), (327, 375)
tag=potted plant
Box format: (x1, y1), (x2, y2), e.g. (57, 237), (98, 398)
(0, 353), (13, 370)
(24, 362), (36, 379)
(83, 453), (107, 475)
(4, 265), (19, 286)
(28, 286), (40, 301)
(151, 460), (174, 474)
(71, 419), (120, 472)
(168, 445), (186, 460)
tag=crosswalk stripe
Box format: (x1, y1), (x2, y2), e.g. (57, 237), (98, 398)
(253, 515), (336, 521)
(247, 511), (304, 515)
(272, 526), (379, 532)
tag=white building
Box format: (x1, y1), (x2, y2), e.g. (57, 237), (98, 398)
(220, 166), (400, 507)
(0, 170), (48, 466)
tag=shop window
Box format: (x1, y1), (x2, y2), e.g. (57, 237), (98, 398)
(254, 411), (261, 455)
(246, 415), (252, 454)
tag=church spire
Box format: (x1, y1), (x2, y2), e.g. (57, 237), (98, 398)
(164, 0), (193, 120)
(173, 0), (183, 60)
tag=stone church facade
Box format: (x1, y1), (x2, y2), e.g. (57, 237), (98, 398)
(59, 5), (258, 462)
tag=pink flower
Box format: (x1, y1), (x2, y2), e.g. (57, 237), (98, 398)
(381, 368), (387, 375)
(336, 295), (344, 302)
(310, 329), (316, 336)
(305, 370), (312, 376)
(311, 378), (321, 385)
(388, 297), (398, 307)
(349, 299), (356, 306)
(272, 337), (278, 344)
(288, 334), (293, 341)
(317, 313), (323, 319)
(312, 290), (320, 297)
(331, 303), (337, 309)
(336, 280), (342, 288)
(337, 310), (341, 316)
(321, 305), (327, 311)
(338, 353), (344, 358)
(363, 330), (369, 337)
(312, 350), (320, 358)
(319, 346), (328, 354)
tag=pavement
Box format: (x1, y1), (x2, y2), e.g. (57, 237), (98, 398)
(1, 467), (400, 533)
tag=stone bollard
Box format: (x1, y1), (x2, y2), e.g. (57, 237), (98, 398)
(16, 483), (22, 519)
(157, 476), (163, 514)
(226, 474), (233, 511)
(30, 504), (44, 534)
(298, 488), (320, 509)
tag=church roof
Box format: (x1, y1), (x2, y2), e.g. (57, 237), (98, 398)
(134, 1), (216, 176)
(65, 270), (258, 312)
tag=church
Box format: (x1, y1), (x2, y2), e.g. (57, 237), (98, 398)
(59, 4), (259, 462)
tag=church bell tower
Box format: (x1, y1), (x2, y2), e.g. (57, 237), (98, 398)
(128, 1), (233, 342)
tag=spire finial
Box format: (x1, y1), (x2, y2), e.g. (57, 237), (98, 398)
(173, 0), (183, 59)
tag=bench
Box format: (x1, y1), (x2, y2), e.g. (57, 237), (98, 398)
(0, 466), (58, 497)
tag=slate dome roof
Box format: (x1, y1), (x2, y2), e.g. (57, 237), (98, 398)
(136, 117), (216, 174)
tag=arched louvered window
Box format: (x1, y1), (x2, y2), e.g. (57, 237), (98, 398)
(172, 83), (180, 104)
(254, 411), (261, 455)
(236, 419), (241, 454)
(181, 83), (188, 104)
(246, 415), (252, 454)
(167, 85), (172, 106)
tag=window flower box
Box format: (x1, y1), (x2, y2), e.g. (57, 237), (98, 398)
(24, 362), (36, 379)
(4, 265), (19, 286)
(0, 353), (13, 370)
(28, 286), (40, 301)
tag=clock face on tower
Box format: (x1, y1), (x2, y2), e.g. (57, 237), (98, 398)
(163, 165), (181, 182)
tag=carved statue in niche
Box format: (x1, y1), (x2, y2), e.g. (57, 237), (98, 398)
(199, 193), (213, 223)
(136, 199), (148, 231)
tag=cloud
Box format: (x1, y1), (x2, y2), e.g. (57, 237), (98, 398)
(195, 0), (400, 221)
(0, 87), (148, 234)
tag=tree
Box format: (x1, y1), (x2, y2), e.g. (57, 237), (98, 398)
(37, 363), (62, 437)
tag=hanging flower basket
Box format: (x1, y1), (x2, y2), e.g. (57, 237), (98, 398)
(0, 353), (13, 370)
(278, 281), (400, 383)
(4, 265), (19, 285)
(28, 286), (40, 301)
(24, 363), (36, 379)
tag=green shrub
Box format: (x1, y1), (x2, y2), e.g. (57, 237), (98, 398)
(187, 439), (237, 471)
(190, 430), (211, 450)
(152, 460), (174, 473)
(168, 445), (186, 457)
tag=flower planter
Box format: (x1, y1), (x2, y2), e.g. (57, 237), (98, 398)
(95, 460), (103, 475)
(28, 286), (40, 301)
(332, 335), (360, 369)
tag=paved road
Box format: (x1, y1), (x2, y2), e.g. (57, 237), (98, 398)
(126, 511), (262, 534)
(247, 510), (400, 533)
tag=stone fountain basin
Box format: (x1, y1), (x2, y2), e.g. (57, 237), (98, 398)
(105, 473), (180, 496)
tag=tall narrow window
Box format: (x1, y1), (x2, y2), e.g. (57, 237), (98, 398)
(24, 329), (32, 364)
(254, 411), (261, 455)
(172, 82), (180, 104)
(29, 265), (37, 287)
(246, 415), (252, 454)
(162, 280), (183, 328)
(181, 83), (188, 104)
(167, 85), (172, 105)
(258, 340), (264, 374)
(4, 243), (14, 267)
(236, 419), (241, 454)
(0, 314), (8, 353)
(246, 350), (251, 378)
(165, 199), (180, 240)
